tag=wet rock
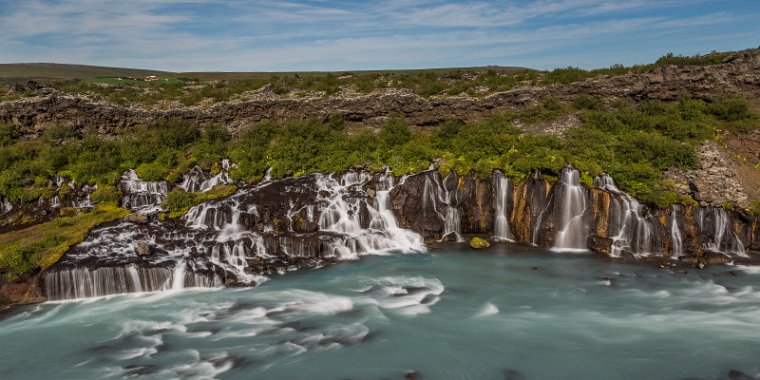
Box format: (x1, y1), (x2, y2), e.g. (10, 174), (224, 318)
(587, 235), (613, 255)
(704, 251), (732, 264)
(404, 371), (420, 380)
(469, 236), (491, 249)
(124, 213), (149, 224)
(134, 242), (151, 256)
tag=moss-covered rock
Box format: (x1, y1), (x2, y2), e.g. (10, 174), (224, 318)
(469, 236), (491, 249)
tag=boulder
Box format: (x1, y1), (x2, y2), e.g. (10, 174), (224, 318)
(125, 213), (150, 224)
(469, 237), (491, 249)
(134, 242), (151, 256)
(587, 235), (613, 255)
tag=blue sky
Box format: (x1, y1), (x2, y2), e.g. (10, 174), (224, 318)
(0, 0), (758, 71)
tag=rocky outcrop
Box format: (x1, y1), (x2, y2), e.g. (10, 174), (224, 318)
(4, 165), (760, 304)
(2, 48), (759, 135)
(666, 141), (749, 208)
(389, 167), (759, 264)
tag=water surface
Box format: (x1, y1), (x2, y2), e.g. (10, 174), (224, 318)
(2, 245), (759, 380)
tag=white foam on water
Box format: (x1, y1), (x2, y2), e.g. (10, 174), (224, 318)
(729, 264), (760, 275)
(474, 302), (500, 318)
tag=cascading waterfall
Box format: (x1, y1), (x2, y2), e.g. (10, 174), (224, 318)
(553, 167), (588, 251)
(696, 207), (746, 256)
(1, 197), (13, 213)
(43, 264), (220, 300)
(317, 171), (425, 258)
(44, 170), (424, 300)
(422, 171), (463, 242)
(119, 169), (168, 212)
(670, 207), (684, 259)
(178, 159), (236, 193)
(46, 177), (96, 210)
(594, 174), (653, 257)
(492, 171), (513, 241)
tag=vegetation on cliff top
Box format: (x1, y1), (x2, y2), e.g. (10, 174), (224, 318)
(0, 50), (736, 106)
(0, 203), (128, 281)
(0, 95), (756, 212)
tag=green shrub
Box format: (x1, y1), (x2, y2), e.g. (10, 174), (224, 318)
(163, 189), (197, 215)
(572, 95), (604, 110)
(0, 123), (18, 146)
(707, 96), (753, 122)
(90, 186), (122, 205)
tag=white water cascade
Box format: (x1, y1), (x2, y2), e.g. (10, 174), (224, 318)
(670, 207), (684, 259)
(492, 171), (513, 241)
(594, 174), (653, 257)
(45, 170), (425, 300)
(317, 171), (425, 258)
(422, 172), (463, 242)
(553, 167), (588, 251)
(119, 169), (169, 212)
(179, 159), (237, 193)
(1, 197), (13, 214)
(696, 207), (746, 256)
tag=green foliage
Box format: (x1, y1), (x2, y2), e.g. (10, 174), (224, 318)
(655, 51), (730, 67)
(0, 204), (128, 281)
(748, 200), (760, 215)
(0, 97), (757, 209)
(706, 96), (753, 122)
(0, 123), (18, 146)
(90, 186), (122, 205)
(572, 95), (604, 110)
(162, 185), (238, 218)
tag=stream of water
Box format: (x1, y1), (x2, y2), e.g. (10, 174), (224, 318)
(2, 245), (760, 380)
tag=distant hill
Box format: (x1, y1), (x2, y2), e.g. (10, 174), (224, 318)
(0, 62), (529, 83)
(0, 63), (171, 81)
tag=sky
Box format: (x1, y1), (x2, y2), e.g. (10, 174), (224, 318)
(0, 0), (758, 72)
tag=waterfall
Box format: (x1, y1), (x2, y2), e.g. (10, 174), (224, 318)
(594, 174), (653, 257)
(696, 207), (746, 256)
(119, 170), (168, 212)
(43, 265), (221, 300)
(670, 207), (684, 259)
(44, 170), (424, 300)
(317, 171), (425, 257)
(178, 159), (236, 193)
(553, 167), (588, 251)
(0, 197), (12, 213)
(492, 171), (513, 241)
(422, 171), (463, 242)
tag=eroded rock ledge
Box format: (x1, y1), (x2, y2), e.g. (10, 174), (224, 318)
(2, 48), (759, 136)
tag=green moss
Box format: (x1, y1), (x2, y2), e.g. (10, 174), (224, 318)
(0, 204), (129, 281)
(162, 184), (238, 218)
(469, 237), (491, 249)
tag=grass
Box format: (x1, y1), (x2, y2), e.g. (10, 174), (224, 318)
(0, 63), (169, 80)
(0, 48), (743, 106)
(163, 184), (238, 218)
(0, 203), (129, 281)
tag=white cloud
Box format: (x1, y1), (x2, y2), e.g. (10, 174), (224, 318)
(0, 0), (754, 71)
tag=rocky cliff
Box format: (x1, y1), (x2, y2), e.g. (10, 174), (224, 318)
(4, 164), (760, 304)
(2, 48), (759, 136)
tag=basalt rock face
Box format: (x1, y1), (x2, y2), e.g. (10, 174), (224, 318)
(26, 166), (760, 302)
(43, 171), (425, 300)
(0, 175), (95, 231)
(666, 141), (749, 209)
(3, 49), (760, 135)
(389, 166), (760, 263)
